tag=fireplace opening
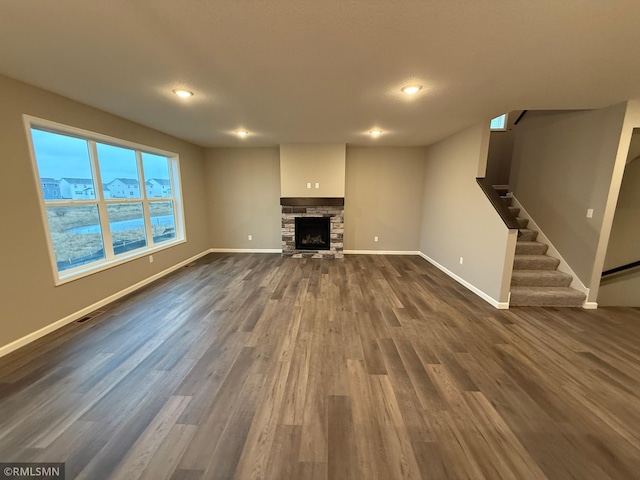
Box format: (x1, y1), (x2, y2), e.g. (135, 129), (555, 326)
(295, 217), (330, 250)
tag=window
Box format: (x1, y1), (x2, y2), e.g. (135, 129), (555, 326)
(25, 116), (185, 284)
(490, 113), (508, 131)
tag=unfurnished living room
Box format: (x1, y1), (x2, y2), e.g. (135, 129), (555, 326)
(1, 2), (640, 479)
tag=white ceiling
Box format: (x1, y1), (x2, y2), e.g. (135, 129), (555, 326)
(2, 1), (640, 147)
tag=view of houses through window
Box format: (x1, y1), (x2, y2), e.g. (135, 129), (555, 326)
(28, 120), (184, 282)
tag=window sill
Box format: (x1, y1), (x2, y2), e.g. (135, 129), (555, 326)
(54, 238), (186, 286)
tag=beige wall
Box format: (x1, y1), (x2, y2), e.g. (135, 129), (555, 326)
(598, 274), (640, 306)
(485, 110), (522, 185)
(625, 129), (640, 163)
(509, 104), (627, 289)
(280, 144), (345, 197)
(0, 74), (208, 350)
(205, 146), (427, 252)
(420, 123), (516, 304)
(603, 156), (640, 271)
(344, 147), (426, 251)
(591, 100), (640, 304)
(205, 148), (282, 249)
(598, 146), (640, 306)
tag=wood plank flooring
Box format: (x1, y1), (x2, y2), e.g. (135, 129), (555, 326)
(1, 253), (640, 479)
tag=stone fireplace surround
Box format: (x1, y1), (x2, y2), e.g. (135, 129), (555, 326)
(280, 197), (344, 258)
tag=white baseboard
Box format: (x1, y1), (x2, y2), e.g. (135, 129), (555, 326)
(583, 302), (598, 309)
(344, 250), (420, 255)
(211, 248), (420, 256)
(0, 249), (212, 359)
(418, 252), (509, 309)
(209, 248), (282, 253)
(211, 249), (420, 256)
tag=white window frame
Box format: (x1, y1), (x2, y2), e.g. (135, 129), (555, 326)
(490, 113), (508, 131)
(23, 115), (187, 286)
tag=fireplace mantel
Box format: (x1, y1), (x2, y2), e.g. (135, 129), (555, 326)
(280, 197), (344, 207)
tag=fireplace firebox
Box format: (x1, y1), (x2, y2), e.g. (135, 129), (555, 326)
(295, 217), (330, 250)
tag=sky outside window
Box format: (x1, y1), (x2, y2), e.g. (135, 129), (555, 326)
(32, 128), (171, 183)
(32, 129), (92, 180)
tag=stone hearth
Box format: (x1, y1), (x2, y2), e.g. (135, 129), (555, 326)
(281, 199), (344, 258)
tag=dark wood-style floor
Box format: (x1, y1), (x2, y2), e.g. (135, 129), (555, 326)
(1, 253), (639, 479)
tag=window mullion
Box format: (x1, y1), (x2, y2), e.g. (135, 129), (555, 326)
(171, 159), (185, 239)
(89, 140), (114, 259)
(44, 199), (97, 207)
(137, 151), (154, 247)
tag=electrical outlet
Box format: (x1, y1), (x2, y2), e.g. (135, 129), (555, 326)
(248, 234), (252, 241)
(149, 255), (154, 263)
(315, 182), (320, 189)
(374, 236), (379, 242)
(459, 257), (463, 265)
(586, 208), (594, 218)
(306, 182), (311, 189)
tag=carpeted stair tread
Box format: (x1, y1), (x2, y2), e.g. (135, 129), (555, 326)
(513, 255), (560, 270)
(515, 241), (548, 255)
(510, 286), (586, 307)
(511, 270), (572, 287)
(500, 188), (584, 307)
(518, 228), (538, 241)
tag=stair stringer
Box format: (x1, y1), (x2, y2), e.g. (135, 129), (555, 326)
(509, 195), (590, 299)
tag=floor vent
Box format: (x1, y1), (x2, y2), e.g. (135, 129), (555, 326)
(76, 310), (105, 323)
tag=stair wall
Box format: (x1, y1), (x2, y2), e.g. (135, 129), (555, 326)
(420, 124), (516, 308)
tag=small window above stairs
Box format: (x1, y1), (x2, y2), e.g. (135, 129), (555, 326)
(496, 188), (587, 307)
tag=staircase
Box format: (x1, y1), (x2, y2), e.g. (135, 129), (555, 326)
(497, 189), (587, 307)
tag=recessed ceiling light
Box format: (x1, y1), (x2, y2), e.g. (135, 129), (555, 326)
(172, 89), (193, 98)
(401, 85), (422, 95)
(236, 130), (249, 137)
(369, 130), (382, 137)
